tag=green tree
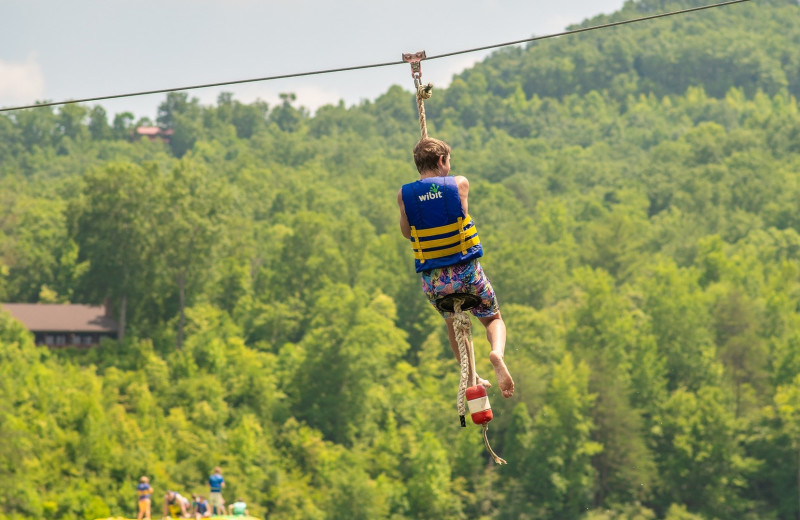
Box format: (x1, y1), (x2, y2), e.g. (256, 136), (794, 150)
(294, 287), (409, 445)
(406, 432), (461, 520)
(268, 93), (308, 133)
(773, 374), (800, 520)
(638, 260), (719, 392)
(154, 159), (231, 348)
(711, 283), (768, 418)
(72, 162), (162, 340)
(14, 105), (56, 150)
(112, 111), (135, 140)
(157, 92), (203, 157)
(55, 103), (89, 144)
(652, 386), (755, 518)
(88, 106), (111, 140)
(1, 195), (75, 302)
(520, 353), (602, 518)
(566, 268), (660, 507)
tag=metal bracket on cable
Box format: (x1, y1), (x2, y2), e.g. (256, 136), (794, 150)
(403, 50), (433, 138)
(402, 50), (427, 89)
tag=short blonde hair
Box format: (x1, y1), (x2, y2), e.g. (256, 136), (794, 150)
(413, 137), (450, 173)
(140, 476), (149, 483)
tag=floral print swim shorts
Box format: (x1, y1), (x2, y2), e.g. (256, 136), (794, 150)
(420, 259), (499, 319)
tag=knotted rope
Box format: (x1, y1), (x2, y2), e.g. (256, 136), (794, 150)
(402, 51), (433, 139)
(454, 298), (475, 424)
(453, 298), (507, 465)
(416, 82), (433, 139)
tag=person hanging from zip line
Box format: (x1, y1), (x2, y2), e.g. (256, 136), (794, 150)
(397, 137), (515, 398)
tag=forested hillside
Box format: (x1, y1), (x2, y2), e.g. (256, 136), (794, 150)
(3, 0), (800, 519)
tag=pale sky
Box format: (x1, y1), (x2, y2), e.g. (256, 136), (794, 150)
(0, 0), (626, 121)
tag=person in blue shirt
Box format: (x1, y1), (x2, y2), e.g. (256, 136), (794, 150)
(398, 137), (515, 398)
(137, 476), (153, 520)
(190, 495), (200, 516)
(193, 495), (211, 519)
(208, 467), (226, 515)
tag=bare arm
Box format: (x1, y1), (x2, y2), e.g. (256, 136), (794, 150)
(397, 189), (411, 239)
(455, 175), (469, 216)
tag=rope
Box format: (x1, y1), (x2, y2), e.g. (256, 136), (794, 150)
(415, 82), (433, 139)
(454, 298), (472, 425)
(452, 297), (507, 464)
(483, 424), (507, 465)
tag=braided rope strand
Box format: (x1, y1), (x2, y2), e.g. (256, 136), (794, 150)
(417, 95), (428, 139)
(415, 83), (433, 139)
(454, 298), (472, 421)
(452, 299), (508, 464)
(483, 425), (507, 465)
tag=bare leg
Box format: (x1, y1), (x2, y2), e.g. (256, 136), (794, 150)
(445, 318), (491, 388)
(478, 313), (515, 398)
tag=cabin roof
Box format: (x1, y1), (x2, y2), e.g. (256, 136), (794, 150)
(0, 303), (118, 333)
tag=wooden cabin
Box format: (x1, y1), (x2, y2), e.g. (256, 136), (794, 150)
(0, 303), (118, 347)
(134, 126), (174, 143)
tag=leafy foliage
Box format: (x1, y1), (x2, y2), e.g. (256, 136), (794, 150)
(4, 0), (800, 518)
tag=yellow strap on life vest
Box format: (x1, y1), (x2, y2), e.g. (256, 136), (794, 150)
(410, 225), (424, 261)
(411, 215), (473, 238)
(411, 215), (479, 264)
(413, 229), (477, 250)
(413, 235), (481, 260)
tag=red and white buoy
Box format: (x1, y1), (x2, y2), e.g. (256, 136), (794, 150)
(466, 385), (493, 425)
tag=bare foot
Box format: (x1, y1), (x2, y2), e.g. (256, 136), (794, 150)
(489, 351), (515, 398)
(475, 374), (492, 389)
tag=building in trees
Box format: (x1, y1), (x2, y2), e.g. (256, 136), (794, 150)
(0, 303), (118, 347)
(133, 126), (174, 143)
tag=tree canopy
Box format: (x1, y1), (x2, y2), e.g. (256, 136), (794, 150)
(3, 1), (800, 519)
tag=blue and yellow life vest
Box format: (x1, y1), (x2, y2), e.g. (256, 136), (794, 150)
(401, 176), (482, 273)
(137, 483), (151, 501)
